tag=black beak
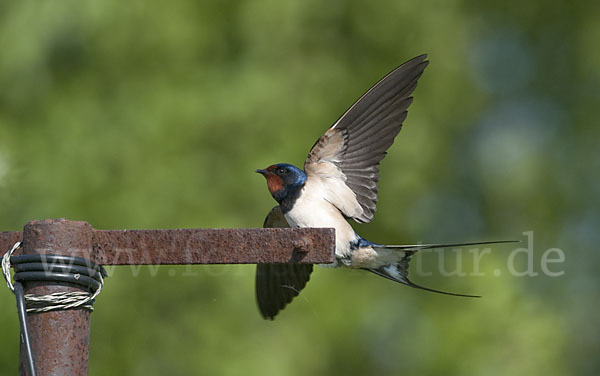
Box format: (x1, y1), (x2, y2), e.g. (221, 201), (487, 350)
(256, 169), (268, 175)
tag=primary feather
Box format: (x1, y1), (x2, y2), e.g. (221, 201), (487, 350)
(305, 54), (429, 223)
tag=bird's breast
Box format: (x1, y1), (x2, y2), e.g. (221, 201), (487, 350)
(283, 181), (358, 259)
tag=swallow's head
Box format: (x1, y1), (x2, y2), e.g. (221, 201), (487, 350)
(256, 163), (306, 203)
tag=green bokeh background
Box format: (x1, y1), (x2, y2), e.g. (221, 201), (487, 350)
(1, 1), (598, 375)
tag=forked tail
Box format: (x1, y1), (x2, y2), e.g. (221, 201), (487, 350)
(367, 240), (518, 297)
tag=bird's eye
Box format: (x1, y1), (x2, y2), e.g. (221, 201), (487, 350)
(278, 168), (286, 174)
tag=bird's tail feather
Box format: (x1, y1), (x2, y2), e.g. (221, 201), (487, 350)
(377, 239), (519, 251)
(367, 239), (518, 297)
(367, 265), (481, 298)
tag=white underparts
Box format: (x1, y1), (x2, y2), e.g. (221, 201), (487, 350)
(284, 178), (359, 255)
(285, 174), (407, 269)
(346, 246), (407, 269)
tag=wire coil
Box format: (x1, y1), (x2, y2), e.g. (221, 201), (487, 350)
(3, 242), (107, 312)
(3, 241), (107, 376)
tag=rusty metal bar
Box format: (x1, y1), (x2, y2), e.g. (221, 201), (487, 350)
(2, 218), (335, 376)
(2, 220), (335, 265)
(90, 227), (334, 265)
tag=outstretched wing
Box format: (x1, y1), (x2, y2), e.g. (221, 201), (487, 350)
(255, 206), (314, 320)
(305, 55), (429, 223)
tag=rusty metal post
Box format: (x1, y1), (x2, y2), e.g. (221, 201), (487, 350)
(19, 219), (93, 376)
(0, 218), (335, 375)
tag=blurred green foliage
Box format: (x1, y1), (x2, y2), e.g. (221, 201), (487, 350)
(1, 1), (598, 375)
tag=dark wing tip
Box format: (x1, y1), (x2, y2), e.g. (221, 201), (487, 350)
(256, 263), (314, 320)
(256, 206), (314, 320)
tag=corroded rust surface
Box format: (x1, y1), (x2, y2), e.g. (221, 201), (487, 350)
(3, 219), (335, 375)
(0, 231), (22, 253)
(90, 227), (335, 265)
(2, 221), (335, 265)
(19, 219), (93, 376)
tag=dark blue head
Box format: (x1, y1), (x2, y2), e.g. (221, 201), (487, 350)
(256, 163), (307, 208)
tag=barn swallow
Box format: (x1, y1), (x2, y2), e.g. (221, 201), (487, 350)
(256, 55), (514, 320)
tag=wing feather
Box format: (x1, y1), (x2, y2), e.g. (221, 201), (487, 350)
(255, 206), (314, 320)
(305, 54), (428, 223)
